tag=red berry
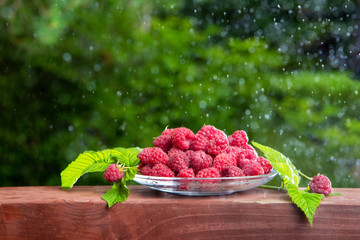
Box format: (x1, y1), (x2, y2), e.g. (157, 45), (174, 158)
(167, 152), (190, 173)
(196, 167), (221, 178)
(190, 133), (208, 151)
(138, 147), (168, 166)
(139, 164), (152, 176)
(309, 174), (332, 196)
(226, 146), (243, 155)
(151, 163), (175, 177)
(177, 168), (195, 178)
(196, 167), (221, 183)
(161, 128), (173, 136)
(242, 162), (265, 176)
(236, 153), (253, 169)
(153, 135), (172, 152)
(197, 125), (218, 138)
(171, 127), (195, 150)
(104, 164), (124, 183)
(213, 153), (237, 176)
(226, 166), (245, 177)
(168, 147), (184, 158)
(189, 150), (213, 174)
(256, 156), (273, 174)
(228, 130), (248, 147)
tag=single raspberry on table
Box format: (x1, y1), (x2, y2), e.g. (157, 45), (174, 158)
(190, 133), (208, 151)
(242, 162), (265, 176)
(228, 130), (248, 147)
(151, 163), (175, 177)
(138, 147), (168, 166)
(189, 150), (213, 174)
(177, 168), (195, 178)
(153, 134), (172, 152)
(139, 164), (152, 176)
(171, 127), (195, 150)
(226, 166), (245, 177)
(167, 151), (190, 173)
(104, 164), (124, 183)
(213, 153), (237, 176)
(309, 174), (332, 196)
(256, 156), (273, 174)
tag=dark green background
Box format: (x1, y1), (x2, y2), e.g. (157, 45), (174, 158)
(1, 0), (359, 187)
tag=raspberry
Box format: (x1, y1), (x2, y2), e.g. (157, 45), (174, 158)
(139, 164), (152, 176)
(237, 154), (253, 169)
(197, 125), (218, 138)
(309, 174), (332, 196)
(190, 133), (208, 151)
(151, 163), (175, 177)
(213, 153), (237, 176)
(207, 130), (229, 156)
(161, 128), (173, 136)
(228, 130), (248, 147)
(138, 147), (168, 166)
(168, 147), (183, 158)
(196, 167), (221, 183)
(241, 148), (258, 160)
(196, 167), (221, 178)
(197, 125), (228, 156)
(167, 152), (190, 173)
(226, 146), (243, 155)
(242, 162), (265, 176)
(256, 156), (273, 174)
(189, 150), (213, 174)
(185, 149), (195, 159)
(177, 168), (195, 178)
(153, 134), (172, 152)
(242, 144), (256, 152)
(171, 127), (195, 150)
(104, 164), (124, 183)
(226, 166), (245, 177)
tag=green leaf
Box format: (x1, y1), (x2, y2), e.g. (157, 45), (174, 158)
(101, 181), (129, 208)
(112, 147), (141, 167)
(61, 149), (113, 189)
(285, 182), (324, 226)
(252, 142), (300, 185)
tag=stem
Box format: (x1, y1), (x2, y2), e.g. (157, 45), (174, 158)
(298, 170), (313, 180)
(258, 185), (286, 191)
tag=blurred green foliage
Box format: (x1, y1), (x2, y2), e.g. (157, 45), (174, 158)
(0, 0), (359, 187)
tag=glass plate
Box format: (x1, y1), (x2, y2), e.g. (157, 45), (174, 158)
(133, 170), (278, 196)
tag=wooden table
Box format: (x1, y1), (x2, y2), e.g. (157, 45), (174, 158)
(0, 186), (359, 239)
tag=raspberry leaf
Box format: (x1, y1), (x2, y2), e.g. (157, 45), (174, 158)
(61, 149), (114, 189)
(101, 180), (129, 208)
(112, 147), (142, 167)
(252, 142), (300, 185)
(285, 182), (324, 226)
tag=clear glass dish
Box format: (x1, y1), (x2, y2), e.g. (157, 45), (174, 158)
(133, 170), (278, 196)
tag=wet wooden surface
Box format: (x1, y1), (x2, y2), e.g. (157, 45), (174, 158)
(0, 186), (359, 239)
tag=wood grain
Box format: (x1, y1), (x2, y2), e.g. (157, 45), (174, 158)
(0, 186), (359, 239)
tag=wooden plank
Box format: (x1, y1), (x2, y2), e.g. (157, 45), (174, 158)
(0, 186), (359, 239)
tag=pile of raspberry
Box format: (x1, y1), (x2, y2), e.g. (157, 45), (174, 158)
(138, 125), (273, 179)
